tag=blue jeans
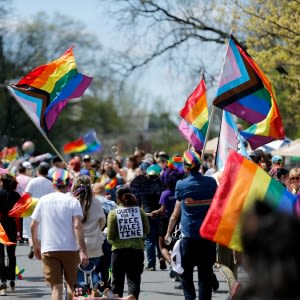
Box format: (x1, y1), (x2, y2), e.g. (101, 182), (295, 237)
(96, 240), (112, 288)
(180, 237), (216, 300)
(145, 216), (161, 268)
(77, 257), (101, 286)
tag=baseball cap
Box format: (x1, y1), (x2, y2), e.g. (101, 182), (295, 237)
(146, 164), (162, 176)
(52, 169), (70, 187)
(83, 155), (91, 161)
(183, 150), (202, 170)
(272, 155), (283, 164)
(22, 161), (32, 169)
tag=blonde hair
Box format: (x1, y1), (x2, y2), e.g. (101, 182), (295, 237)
(289, 168), (300, 178)
(93, 182), (105, 195)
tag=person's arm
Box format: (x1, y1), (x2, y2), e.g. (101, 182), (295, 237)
(31, 219), (41, 260)
(99, 208), (106, 231)
(140, 208), (150, 235)
(151, 204), (166, 217)
(165, 200), (181, 242)
(106, 210), (116, 245)
(73, 215), (89, 267)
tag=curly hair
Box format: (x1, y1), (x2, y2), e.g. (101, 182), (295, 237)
(71, 175), (93, 223)
(1, 174), (18, 191)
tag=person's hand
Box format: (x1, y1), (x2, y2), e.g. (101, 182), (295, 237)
(79, 250), (89, 267)
(104, 193), (112, 200)
(164, 233), (172, 245)
(33, 244), (42, 260)
(151, 210), (158, 217)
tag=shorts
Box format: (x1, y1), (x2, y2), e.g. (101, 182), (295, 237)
(42, 251), (80, 287)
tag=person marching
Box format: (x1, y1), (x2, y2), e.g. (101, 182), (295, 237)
(107, 186), (150, 300)
(31, 169), (88, 300)
(71, 175), (106, 286)
(165, 150), (218, 300)
(0, 174), (20, 295)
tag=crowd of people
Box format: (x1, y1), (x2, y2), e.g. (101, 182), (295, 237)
(0, 144), (299, 299)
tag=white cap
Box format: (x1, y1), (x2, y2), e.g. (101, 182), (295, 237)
(22, 161), (33, 169)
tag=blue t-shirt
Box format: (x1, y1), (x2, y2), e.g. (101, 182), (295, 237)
(175, 170), (217, 239)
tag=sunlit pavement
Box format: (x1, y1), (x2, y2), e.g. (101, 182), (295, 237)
(4, 243), (246, 299)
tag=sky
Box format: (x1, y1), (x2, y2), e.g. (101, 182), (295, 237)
(12, 0), (191, 117)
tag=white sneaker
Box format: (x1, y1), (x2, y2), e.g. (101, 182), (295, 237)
(0, 284), (7, 296)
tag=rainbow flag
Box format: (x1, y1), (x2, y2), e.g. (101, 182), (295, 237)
(200, 150), (297, 252)
(63, 129), (102, 154)
(7, 48), (93, 133)
(8, 193), (38, 218)
(179, 76), (208, 136)
(105, 177), (118, 191)
(0, 223), (16, 245)
(0, 146), (18, 162)
(178, 119), (205, 152)
(213, 35), (285, 149)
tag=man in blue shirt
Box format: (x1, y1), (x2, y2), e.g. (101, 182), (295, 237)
(165, 150), (217, 300)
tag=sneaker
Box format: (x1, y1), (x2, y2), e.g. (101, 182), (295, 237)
(159, 258), (167, 270)
(145, 266), (156, 271)
(0, 283), (7, 296)
(28, 246), (34, 259)
(9, 281), (15, 291)
(173, 274), (181, 282)
(169, 269), (178, 279)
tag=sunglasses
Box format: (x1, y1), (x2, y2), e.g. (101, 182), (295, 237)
(290, 177), (300, 181)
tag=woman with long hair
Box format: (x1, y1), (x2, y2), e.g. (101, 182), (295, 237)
(71, 175), (106, 285)
(0, 174), (20, 295)
(107, 186), (150, 300)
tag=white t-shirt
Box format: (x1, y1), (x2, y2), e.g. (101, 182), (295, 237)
(31, 192), (83, 253)
(23, 176), (55, 239)
(25, 176), (54, 198)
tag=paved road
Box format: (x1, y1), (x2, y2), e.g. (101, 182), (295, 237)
(3, 243), (241, 299)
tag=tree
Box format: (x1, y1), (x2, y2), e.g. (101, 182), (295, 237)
(101, 0), (300, 141)
(0, 12), (104, 153)
(234, 0), (300, 138)
(102, 0), (233, 87)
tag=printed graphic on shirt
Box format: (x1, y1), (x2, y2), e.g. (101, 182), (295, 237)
(116, 206), (143, 239)
(184, 197), (212, 207)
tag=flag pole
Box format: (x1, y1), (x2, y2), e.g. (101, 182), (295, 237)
(200, 33), (231, 170)
(7, 86), (67, 165)
(39, 133), (67, 164)
(200, 105), (216, 164)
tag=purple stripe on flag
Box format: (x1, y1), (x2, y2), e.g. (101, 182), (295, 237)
(178, 119), (204, 151)
(240, 132), (274, 150)
(45, 74), (92, 130)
